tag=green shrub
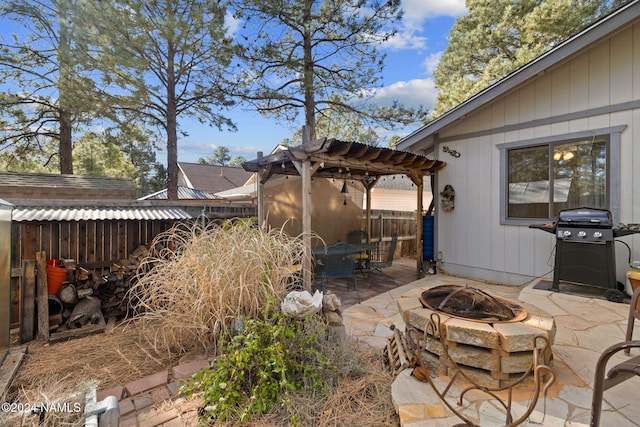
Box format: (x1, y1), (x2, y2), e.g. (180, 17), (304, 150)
(182, 311), (339, 424)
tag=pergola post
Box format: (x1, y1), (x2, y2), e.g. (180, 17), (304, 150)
(301, 158), (313, 291)
(256, 152), (265, 228)
(416, 177), (424, 278)
(363, 178), (378, 244)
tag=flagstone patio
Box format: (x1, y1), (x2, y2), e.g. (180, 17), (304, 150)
(322, 260), (640, 426)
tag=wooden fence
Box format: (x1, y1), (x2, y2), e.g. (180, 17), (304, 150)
(364, 210), (420, 259)
(10, 218), (179, 326)
(9, 204), (257, 327)
(10, 208), (419, 327)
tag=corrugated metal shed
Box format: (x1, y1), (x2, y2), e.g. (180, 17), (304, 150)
(12, 206), (192, 222)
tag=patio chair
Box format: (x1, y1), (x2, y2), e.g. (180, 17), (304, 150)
(316, 242), (360, 302)
(624, 284), (640, 354)
(591, 284), (640, 426)
(347, 229), (370, 274)
(366, 234), (398, 279)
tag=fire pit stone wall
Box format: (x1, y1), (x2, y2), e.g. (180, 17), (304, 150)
(398, 287), (556, 388)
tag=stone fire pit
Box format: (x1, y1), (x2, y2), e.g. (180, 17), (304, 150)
(398, 284), (556, 388)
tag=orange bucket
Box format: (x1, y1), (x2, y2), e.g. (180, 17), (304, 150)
(46, 260), (67, 295)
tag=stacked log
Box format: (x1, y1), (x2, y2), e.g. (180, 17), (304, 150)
(50, 244), (149, 333)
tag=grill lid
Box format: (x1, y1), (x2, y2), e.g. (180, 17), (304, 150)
(557, 207), (613, 226)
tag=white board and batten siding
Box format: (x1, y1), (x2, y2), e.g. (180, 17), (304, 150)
(433, 21), (640, 286)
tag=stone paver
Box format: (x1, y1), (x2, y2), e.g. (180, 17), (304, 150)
(138, 408), (179, 427)
(97, 385), (124, 401)
(125, 371), (169, 397)
(119, 398), (136, 417)
(114, 268), (640, 427)
(344, 274), (640, 426)
(171, 359), (210, 380)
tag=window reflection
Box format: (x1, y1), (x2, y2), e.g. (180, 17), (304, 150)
(507, 137), (607, 219)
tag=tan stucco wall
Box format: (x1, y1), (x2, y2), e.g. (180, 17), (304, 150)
(263, 176), (364, 246)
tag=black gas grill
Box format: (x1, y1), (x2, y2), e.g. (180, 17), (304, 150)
(530, 207), (634, 302)
(553, 208), (622, 301)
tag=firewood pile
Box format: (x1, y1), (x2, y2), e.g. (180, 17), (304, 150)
(50, 245), (150, 333)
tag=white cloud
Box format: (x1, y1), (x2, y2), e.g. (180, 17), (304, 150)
(401, 0), (466, 25)
(386, 0), (466, 51)
(385, 29), (427, 50)
(224, 10), (240, 36)
(372, 78), (438, 111)
(423, 51), (442, 75)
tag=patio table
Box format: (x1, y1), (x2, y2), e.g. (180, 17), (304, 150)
(312, 242), (377, 256)
(312, 243), (377, 276)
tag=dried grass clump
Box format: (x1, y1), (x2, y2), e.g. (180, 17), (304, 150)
(128, 219), (309, 354)
(7, 323), (178, 426)
(3, 379), (92, 427)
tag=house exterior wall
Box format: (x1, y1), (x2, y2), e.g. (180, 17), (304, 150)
(434, 22), (640, 286)
(366, 188), (433, 212)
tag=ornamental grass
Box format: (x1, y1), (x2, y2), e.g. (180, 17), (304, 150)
(127, 218), (310, 354)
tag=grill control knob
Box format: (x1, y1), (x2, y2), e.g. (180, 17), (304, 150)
(594, 231), (603, 238)
(578, 231), (587, 238)
(562, 230), (572, 237)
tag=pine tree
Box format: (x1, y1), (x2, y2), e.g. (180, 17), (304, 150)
(231, 0), (424, 143)
(433, 0), (630, 117)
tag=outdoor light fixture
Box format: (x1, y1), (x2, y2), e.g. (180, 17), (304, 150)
(554, 145), (577, 161)
(341, 180), (348, 206)
(553, 151), (575, 161)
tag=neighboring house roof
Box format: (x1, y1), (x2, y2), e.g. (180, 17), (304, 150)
(0, 171), (136, 200)
(397, 1), (640, 153)
(139, 185), (222, 200)
(215, 184), (257, 201)
(177, 162), (253, 193)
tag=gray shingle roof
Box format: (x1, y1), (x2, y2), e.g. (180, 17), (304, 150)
(178, 163), (253, 193)
(0, 171), (135, 191)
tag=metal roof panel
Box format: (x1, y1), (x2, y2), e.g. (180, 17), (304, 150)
(12, 206), (193, 222)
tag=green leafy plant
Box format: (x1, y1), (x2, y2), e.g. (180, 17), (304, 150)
(183, 311), (338, 424)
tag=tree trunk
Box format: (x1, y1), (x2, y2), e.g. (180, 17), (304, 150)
(166, 42), (178, 201)
(302, 0), (316, 142)
(59, 108), (74, 174)
(58, 4), (73, 175)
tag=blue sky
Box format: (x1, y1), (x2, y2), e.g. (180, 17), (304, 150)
(178, 0), (467, 163)
(0, 0), (467, 165)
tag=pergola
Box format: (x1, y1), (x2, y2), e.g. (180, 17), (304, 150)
(243, 138), (446, 290)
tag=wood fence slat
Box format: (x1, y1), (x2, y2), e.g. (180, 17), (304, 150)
(35, 251), (49, 341)
(19, 259), (36, 343)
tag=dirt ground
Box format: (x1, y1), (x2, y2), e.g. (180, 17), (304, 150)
(5, 321), (399, 427)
